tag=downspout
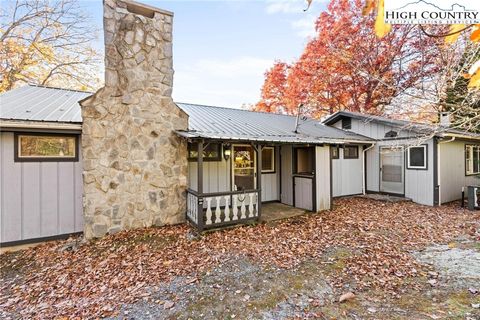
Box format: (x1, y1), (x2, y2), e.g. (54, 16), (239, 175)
(437, 136), (456, 206)
(362, 143), (376, 195)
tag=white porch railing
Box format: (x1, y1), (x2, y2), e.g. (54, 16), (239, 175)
(186, 189), (260, 231)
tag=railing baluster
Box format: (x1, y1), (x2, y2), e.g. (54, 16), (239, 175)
(215, 196), (222, 223)
(232, 195), (238, 220)
(224, 196), (230, 222)
(240, 196), (246, 219)
(248, 193), (254, 218)
(205, 197), (213, 225)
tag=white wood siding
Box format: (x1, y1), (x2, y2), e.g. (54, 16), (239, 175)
(404, 139), (435, 206)
(315, 146), (331, 211)
(332, 146), (363, 197)
(439, 140), (480, 204)
(0, 132), (83, 244)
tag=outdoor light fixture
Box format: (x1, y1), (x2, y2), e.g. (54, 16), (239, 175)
(223, 145), (231, 160)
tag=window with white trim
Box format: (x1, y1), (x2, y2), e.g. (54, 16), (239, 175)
(407, 145), (427, 170)
(261, 147), (275, 173)
(466, 144), (480, 175)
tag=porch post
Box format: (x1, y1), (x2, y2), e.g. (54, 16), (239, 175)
(197, 139), (204, 231)
(255, 144), (263, 219)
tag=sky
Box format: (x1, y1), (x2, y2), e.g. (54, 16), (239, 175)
(79, 0), (328, 108)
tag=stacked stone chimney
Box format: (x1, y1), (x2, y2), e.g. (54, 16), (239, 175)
(80, 0), (188, 238)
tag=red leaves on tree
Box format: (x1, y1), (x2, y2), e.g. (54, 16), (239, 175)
(255, 0), (443, 118)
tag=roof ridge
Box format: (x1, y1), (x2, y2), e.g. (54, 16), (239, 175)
(27, 83), (94, 94)
(175, 101), (298, 119)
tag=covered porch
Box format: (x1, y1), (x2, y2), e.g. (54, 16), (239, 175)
(183, 138), (332, 231)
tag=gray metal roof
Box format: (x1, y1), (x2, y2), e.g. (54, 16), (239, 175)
(323, 110), (480, 139)
(176, 103), (373, 144)
(0, 85), (373, 144)
(0, 84), (91, 123)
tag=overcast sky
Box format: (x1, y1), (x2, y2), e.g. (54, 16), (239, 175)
(80, 0), (328, 108)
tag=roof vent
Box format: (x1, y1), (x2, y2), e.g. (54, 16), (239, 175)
(385, 130), (398, 138)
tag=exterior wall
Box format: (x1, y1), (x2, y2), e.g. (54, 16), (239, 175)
(439, 140), (480, 204)
(404, 139), (435, 206)
(315, 146), (331, 211)
(280, 145), (294, 206)
(349, 118), (415, 139)
(80, 0), (188, 238)
(331, 118), (436, 206)
(332, 146), (364, 197)
(187, 146), (280, 202)
(0, 132), (83, 244)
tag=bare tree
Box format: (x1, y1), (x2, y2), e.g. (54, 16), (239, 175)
(0, 0), (102, 92)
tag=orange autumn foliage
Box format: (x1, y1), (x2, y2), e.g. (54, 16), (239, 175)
(255, 0), (443, 118)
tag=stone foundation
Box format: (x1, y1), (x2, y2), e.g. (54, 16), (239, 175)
(80, 0), (188, 238)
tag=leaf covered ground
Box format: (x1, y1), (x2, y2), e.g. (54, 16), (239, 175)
(0, 198), (479, 319)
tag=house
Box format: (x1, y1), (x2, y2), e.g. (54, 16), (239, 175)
(1, 0), (478, 246)
(0, 84), (372, 244)
(323, 111), (480, 206)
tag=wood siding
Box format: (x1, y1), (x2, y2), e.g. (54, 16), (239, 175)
(404, 139), (434, 206)
(439, 140), (480, 204)
(315, 146), (331, 211)
(332, 146), (363, 197)
(0, 132), (83, 244)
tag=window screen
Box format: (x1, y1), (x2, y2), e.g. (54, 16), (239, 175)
(407, 145), (427, 169)
(261, 147), (275, 173)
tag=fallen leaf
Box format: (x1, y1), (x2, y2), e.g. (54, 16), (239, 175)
(338, 292), (355, 303)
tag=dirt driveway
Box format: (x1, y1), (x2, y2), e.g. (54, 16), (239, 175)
(1, 198), (479, 319)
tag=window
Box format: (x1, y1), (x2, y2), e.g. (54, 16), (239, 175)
(342, 118), (352, 130)
(188, 142), (221, 161)
(407, 145), (427, 170)
(466, 144), (480, 175)
(15, 133), (78, 162)
(294, 147), (314, 175)
(343, 145), (359, 159)
(331, 146), (339, 159)
(261, 147), (275, 173)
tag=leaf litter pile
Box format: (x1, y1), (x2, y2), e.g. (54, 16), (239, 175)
(1, 198), (478, 318)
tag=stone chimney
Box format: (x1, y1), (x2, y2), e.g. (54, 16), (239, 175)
(80, 0), (188, 238)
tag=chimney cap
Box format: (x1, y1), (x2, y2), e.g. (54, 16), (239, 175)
(121, 0), (174, 17)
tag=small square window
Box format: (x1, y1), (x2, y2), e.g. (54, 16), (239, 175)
(261, 147), (275, 173)
(15, 133), (78, 162)
(407, 145), (427, 170)
(343, 145), (358, 159)
(331, 146), (339, 159)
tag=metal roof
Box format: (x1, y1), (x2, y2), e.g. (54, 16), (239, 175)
(176, 103), (373, 144)
(323, 110), (480, 139)
(0, 84), (91, 123)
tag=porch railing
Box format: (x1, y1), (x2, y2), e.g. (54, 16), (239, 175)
(186, 188), (260, 231)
